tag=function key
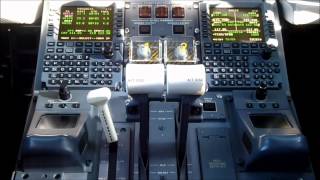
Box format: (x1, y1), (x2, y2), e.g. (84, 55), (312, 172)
(250, 43), (258, 48)
(47, 42), (55, 46)
(47, 48), (54, 53)
(241, 43), (249, 48)
(85, 42), (93, 47)
(242, 49), (249, 54)
(222, 43), (231, 48)
(214, 49), (222, 54)
(213, 43), (221, 48)
(75, 48), (83, 53)
(251, 49), (260, 54)
(232, 43), (239, 48)
(205, 49), (212, 55)
(66, 42), (74, 47)
(85, 48), (92, 53)
(232, 49), (240, 54)
(56, 48), (64, 53)
(104, 42), (112, 47)
(57, 42), (64, 46)
(223, 49), (232, 54)
(65, 48), (73, 53)
(75, 42), (84, 47)
(94, 48), (102, 53)
(94, 42), (102, 47)
(204, 43), (212, 48)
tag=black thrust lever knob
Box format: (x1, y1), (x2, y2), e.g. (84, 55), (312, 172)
(256, 84), (267, 100)
(59, 80), (71, 100)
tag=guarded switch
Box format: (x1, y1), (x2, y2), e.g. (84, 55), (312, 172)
(139, 6), (151, 18)
(156, 6), (168, 18)
(172, 7), (185, 18)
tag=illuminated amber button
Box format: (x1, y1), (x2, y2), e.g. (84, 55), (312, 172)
(156, 6), (168, 18)
(139, 6), (151, 18)
(172, 7), (185, 18)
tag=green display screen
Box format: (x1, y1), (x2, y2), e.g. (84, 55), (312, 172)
(210, 8), (264, 42)
(59, 6), (113, 41)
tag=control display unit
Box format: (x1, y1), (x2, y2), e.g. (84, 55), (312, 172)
(210, 8), (264, 42)
(59, 6), (114, 41)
